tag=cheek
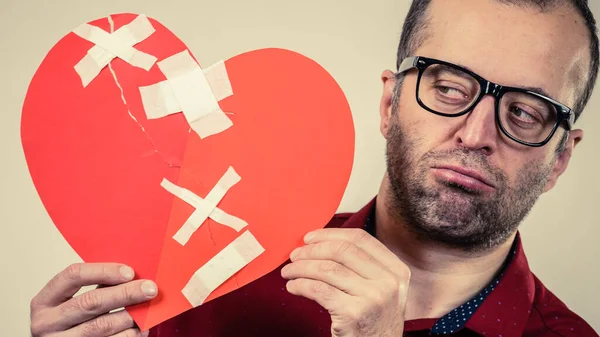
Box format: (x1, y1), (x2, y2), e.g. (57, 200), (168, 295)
(498, 157), (522, 185)
(493, 149), (554, 191)
(396, 84), (457, 149)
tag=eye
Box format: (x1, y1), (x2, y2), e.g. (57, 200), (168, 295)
(509, 105), (541, 125)
(438, 86), (465, 97)
(434, 82), (470, 100)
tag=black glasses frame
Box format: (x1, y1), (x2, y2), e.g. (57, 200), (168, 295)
(397, 56), (574, 147)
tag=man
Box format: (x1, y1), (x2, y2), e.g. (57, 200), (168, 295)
(29, 0), (599, 336)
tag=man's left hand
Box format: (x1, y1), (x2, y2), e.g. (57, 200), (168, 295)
(281, 228), (410, 337)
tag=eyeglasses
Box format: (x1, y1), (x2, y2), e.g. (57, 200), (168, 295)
(397, 56), (574, 147)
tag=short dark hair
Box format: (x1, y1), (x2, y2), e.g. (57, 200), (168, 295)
(395, 0), (600, 123)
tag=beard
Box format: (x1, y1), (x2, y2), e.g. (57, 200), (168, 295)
(385, 115), (555, 253)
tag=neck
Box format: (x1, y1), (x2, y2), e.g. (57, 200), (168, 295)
(374, 179), (515, 321)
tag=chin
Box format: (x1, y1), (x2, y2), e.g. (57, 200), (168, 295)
(428, 197), (480, 227)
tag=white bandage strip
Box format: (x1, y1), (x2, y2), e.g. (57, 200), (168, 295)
(160, 167), (248, 246)
(181, 230), (265, 307)
(202, 60), (234, 101)
(139, 60), (233, 119)
(140, 50), (233, 139)
(73, 14), (157, 87)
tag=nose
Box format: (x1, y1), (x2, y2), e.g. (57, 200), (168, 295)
(454, 95), (499, 156)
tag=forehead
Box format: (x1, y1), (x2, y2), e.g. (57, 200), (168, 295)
(415, 0), (590, 107)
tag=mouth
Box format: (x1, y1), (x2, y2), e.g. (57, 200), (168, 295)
(431, 165), (496, 193)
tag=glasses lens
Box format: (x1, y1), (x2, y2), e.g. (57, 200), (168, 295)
(419, 64), (481, 115)
(499, 91), (558, 144)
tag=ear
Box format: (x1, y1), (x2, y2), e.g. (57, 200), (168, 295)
(380, 70), (397, 139)
(543, 129), (584, 192)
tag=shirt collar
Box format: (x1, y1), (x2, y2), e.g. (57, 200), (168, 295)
(341, 198), (536, 337)
(338, 197), (375, 230)
(463, 233), (535, 337)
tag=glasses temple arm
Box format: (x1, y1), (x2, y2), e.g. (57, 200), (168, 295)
(397, 56), (419, 75)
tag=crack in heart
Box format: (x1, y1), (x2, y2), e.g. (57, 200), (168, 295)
(176, 167), (219, 248)
(173, 146), (241, 290)
(206, 222), (217, 246)
(106, 15), (182, 170)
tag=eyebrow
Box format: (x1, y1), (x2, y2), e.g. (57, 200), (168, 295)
(518, 86), (554, 100)
(434, 65), (476, 81)
(439, 61), (556, 100)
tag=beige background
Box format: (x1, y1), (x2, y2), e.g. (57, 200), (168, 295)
(0, 0), (598, 335)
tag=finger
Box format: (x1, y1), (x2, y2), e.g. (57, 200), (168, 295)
(281, 259), (368, 296)
(286, 278), (351, 313)
(53, 279), (157, 330)
(290, 240), (389, 280)
(34, 263), (136, 307)
(304, 228), (407, 275)
(61, 309), (136, 337)
(110, 328), (150, 337)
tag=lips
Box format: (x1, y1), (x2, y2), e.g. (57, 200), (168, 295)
(432, 165), (496, 193)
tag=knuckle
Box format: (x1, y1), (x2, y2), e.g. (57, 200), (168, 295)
(302, 244), (315, 258)
(64, 263), (83, 282)
(350, 229), (369, 242)
(382, 275), (401, 291)
(378, 276), (404, 299)
(345, 304), (364, 322)
(311, 281), (333, 298)
(334, 241), (356, 256)
(78, 291), (104, 312)
(89, 314), (114, 335)
(310, 281), (326, 293)
(302, 244), (322, 259)
(369, 289), (388, 307)
(318, 261), (341, 274)
(29, 296), (41, 314)
(58, 298), (78, 317)
(121, 283), (138, 303)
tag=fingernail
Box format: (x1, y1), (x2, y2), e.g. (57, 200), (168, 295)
(141, 330), (150, 337)
(120, 266), (135, 280)
(285, 280), (294, 292)
(141, 281), (157, 297)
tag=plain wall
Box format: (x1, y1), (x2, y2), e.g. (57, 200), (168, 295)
(0, 0), (598, 334)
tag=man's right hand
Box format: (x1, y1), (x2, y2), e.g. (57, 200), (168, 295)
(30, 263), (158, 337)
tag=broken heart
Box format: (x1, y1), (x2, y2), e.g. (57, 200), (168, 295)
(21, 13), (354, 331)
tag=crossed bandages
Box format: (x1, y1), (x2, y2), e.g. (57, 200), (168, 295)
(72, 14), (265, 307)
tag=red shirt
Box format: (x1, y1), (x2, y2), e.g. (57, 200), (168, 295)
(149, 199), (598, 337)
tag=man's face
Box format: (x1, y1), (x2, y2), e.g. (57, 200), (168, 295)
(381, 0), (590, 251)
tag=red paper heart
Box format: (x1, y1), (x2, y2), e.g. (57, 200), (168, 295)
(21, 13), (354, 330)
